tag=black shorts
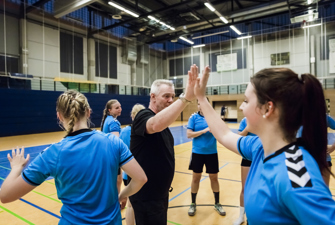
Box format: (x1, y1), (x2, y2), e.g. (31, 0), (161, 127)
(241, 158), (252, 167)
(123, 178), (129, 186)
(328, 161), (332, 167)
(189, 153), (219, 173)
(131, 197), (168, 225)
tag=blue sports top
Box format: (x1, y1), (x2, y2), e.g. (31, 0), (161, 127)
(238, 117), (256, 136)
(187, 112), (217, 154)
(22, 129), (133, 225)
(296, 114), (335, 162)
(120, 125), (131, 180)
(102, 115), (121, 134)
(237, 136), (335, 225)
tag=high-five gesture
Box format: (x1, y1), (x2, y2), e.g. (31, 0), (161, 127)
(8, 147), (30, 170)
(184, 64), (200, 101)
(195, 66), (211, 99)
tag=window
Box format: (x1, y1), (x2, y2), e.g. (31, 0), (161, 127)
(169, 55), (200, 76)
(0, 55), (19, 74)
(60, 32), (83, 74)
(95, 42), (117, 79)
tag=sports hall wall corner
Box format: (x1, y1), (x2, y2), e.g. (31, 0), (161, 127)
(0, 0), (335, 136)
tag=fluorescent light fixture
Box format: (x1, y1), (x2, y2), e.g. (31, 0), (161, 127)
(108, 1), (139, 18)
(307, 0), (313, 4)
(237, 35), (252, 40)
(204, 3), (216, 12)
(220, 16), (228, 24)
(303, 23), (322, 28)
(193, 44), (205, 48)
(159, 21), (167, 26)
(230, 25), (242, 35)
(179, 36), (194, 45)
(148, 16), (175, 30)
(148, 15), (159, 22)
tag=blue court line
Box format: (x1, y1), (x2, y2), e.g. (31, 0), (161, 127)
(175, 171), (241, 183)
(19, 198), (61, 219)
(169, 162), (229, 202)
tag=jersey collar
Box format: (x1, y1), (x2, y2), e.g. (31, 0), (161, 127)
(66, 128), (92, 137)
(263, 142), (297, 163)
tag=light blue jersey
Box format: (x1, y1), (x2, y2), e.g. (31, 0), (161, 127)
(187, 112), (217, 154)
(22, 129), (133, 225)
(297, 115), (335, 162)
(120, 125), (131, 180)
(102, 115), (121, 134)
(237, 136), (335, 225)
(238, 117), (256, 136)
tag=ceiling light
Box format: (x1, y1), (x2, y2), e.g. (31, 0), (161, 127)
(108, 1), (139, 18)
(179, 37), (194, 45)
(204, 3), (216, 12)
(220, 16), (228, 24)
(148, 16), (175, 30)
(193, 44), (205, 48)
(230, 25), (242, 35)
(302, 23), (322, 28)
(148, 15), (160, 22)
(237, 35), (252, 40)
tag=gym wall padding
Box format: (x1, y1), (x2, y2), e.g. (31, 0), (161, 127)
(0, 89), (149, 137)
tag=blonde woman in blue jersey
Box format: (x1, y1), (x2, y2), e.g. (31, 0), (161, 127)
(101, 99), (123, 195)
(0, 90), (147, 225)
(119, 103), (145, 225)
(193, 66), (335, 225)
(101, 99), (122, 137)
(186, 97), (225, 217)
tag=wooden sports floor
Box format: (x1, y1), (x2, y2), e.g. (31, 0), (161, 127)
(0, 121), (334, 225)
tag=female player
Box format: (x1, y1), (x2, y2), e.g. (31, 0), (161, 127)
(193, 66), (335, 224)
(234, 117), (256, 225)
(186, 97), (225, 217)
(101, 99), (122, 137)
(101, 99), (123, 193)
(120, 103), (145, 225)
(0, 90), (147, 225)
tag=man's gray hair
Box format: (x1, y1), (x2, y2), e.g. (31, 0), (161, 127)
(150, 79), (174, 95)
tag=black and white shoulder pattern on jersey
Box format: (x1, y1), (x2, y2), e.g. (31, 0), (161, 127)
(285, 145), (313, 188)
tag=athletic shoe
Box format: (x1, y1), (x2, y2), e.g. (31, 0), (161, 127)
(233, 216), (245, 225)
(214, 203), (226, 216)
(188, 203), (196, 216)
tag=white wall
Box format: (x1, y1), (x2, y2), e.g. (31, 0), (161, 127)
(254, 35), (310, 75)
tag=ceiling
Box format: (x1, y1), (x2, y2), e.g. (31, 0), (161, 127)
(2, 0), (335, 46)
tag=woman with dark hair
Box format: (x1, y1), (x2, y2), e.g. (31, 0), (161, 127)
(193, 66), (335, 224)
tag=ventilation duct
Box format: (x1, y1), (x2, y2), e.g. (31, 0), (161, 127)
(54, 0), (98, 18)
(122, 38), (137, 63)
(137, 44), (149, 64)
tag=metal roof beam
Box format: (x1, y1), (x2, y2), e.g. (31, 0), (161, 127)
(90, 0), (194, 35)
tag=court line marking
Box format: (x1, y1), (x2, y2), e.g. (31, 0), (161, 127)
(169, 162), (229, 202)
(32, 191), (61, 203)
(175, 171), (241, 183)
(0, 205), (35, 225)
(19, 198), (61, 219)
(0, 164), (54, 185)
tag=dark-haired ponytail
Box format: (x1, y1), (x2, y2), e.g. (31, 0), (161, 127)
(301, 74), (331, 176)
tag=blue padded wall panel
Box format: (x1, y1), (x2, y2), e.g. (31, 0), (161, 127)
(0, 89), (149, 137)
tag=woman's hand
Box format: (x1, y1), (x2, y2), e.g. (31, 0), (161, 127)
(8, 147), (30, 170)
(195, 66), (211, 100)
(184, 64), (200, 101)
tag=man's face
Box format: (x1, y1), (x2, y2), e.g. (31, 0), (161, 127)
(152, 84), (175, 112)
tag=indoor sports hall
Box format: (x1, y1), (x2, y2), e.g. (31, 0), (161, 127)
(1, 0), (335, 224)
